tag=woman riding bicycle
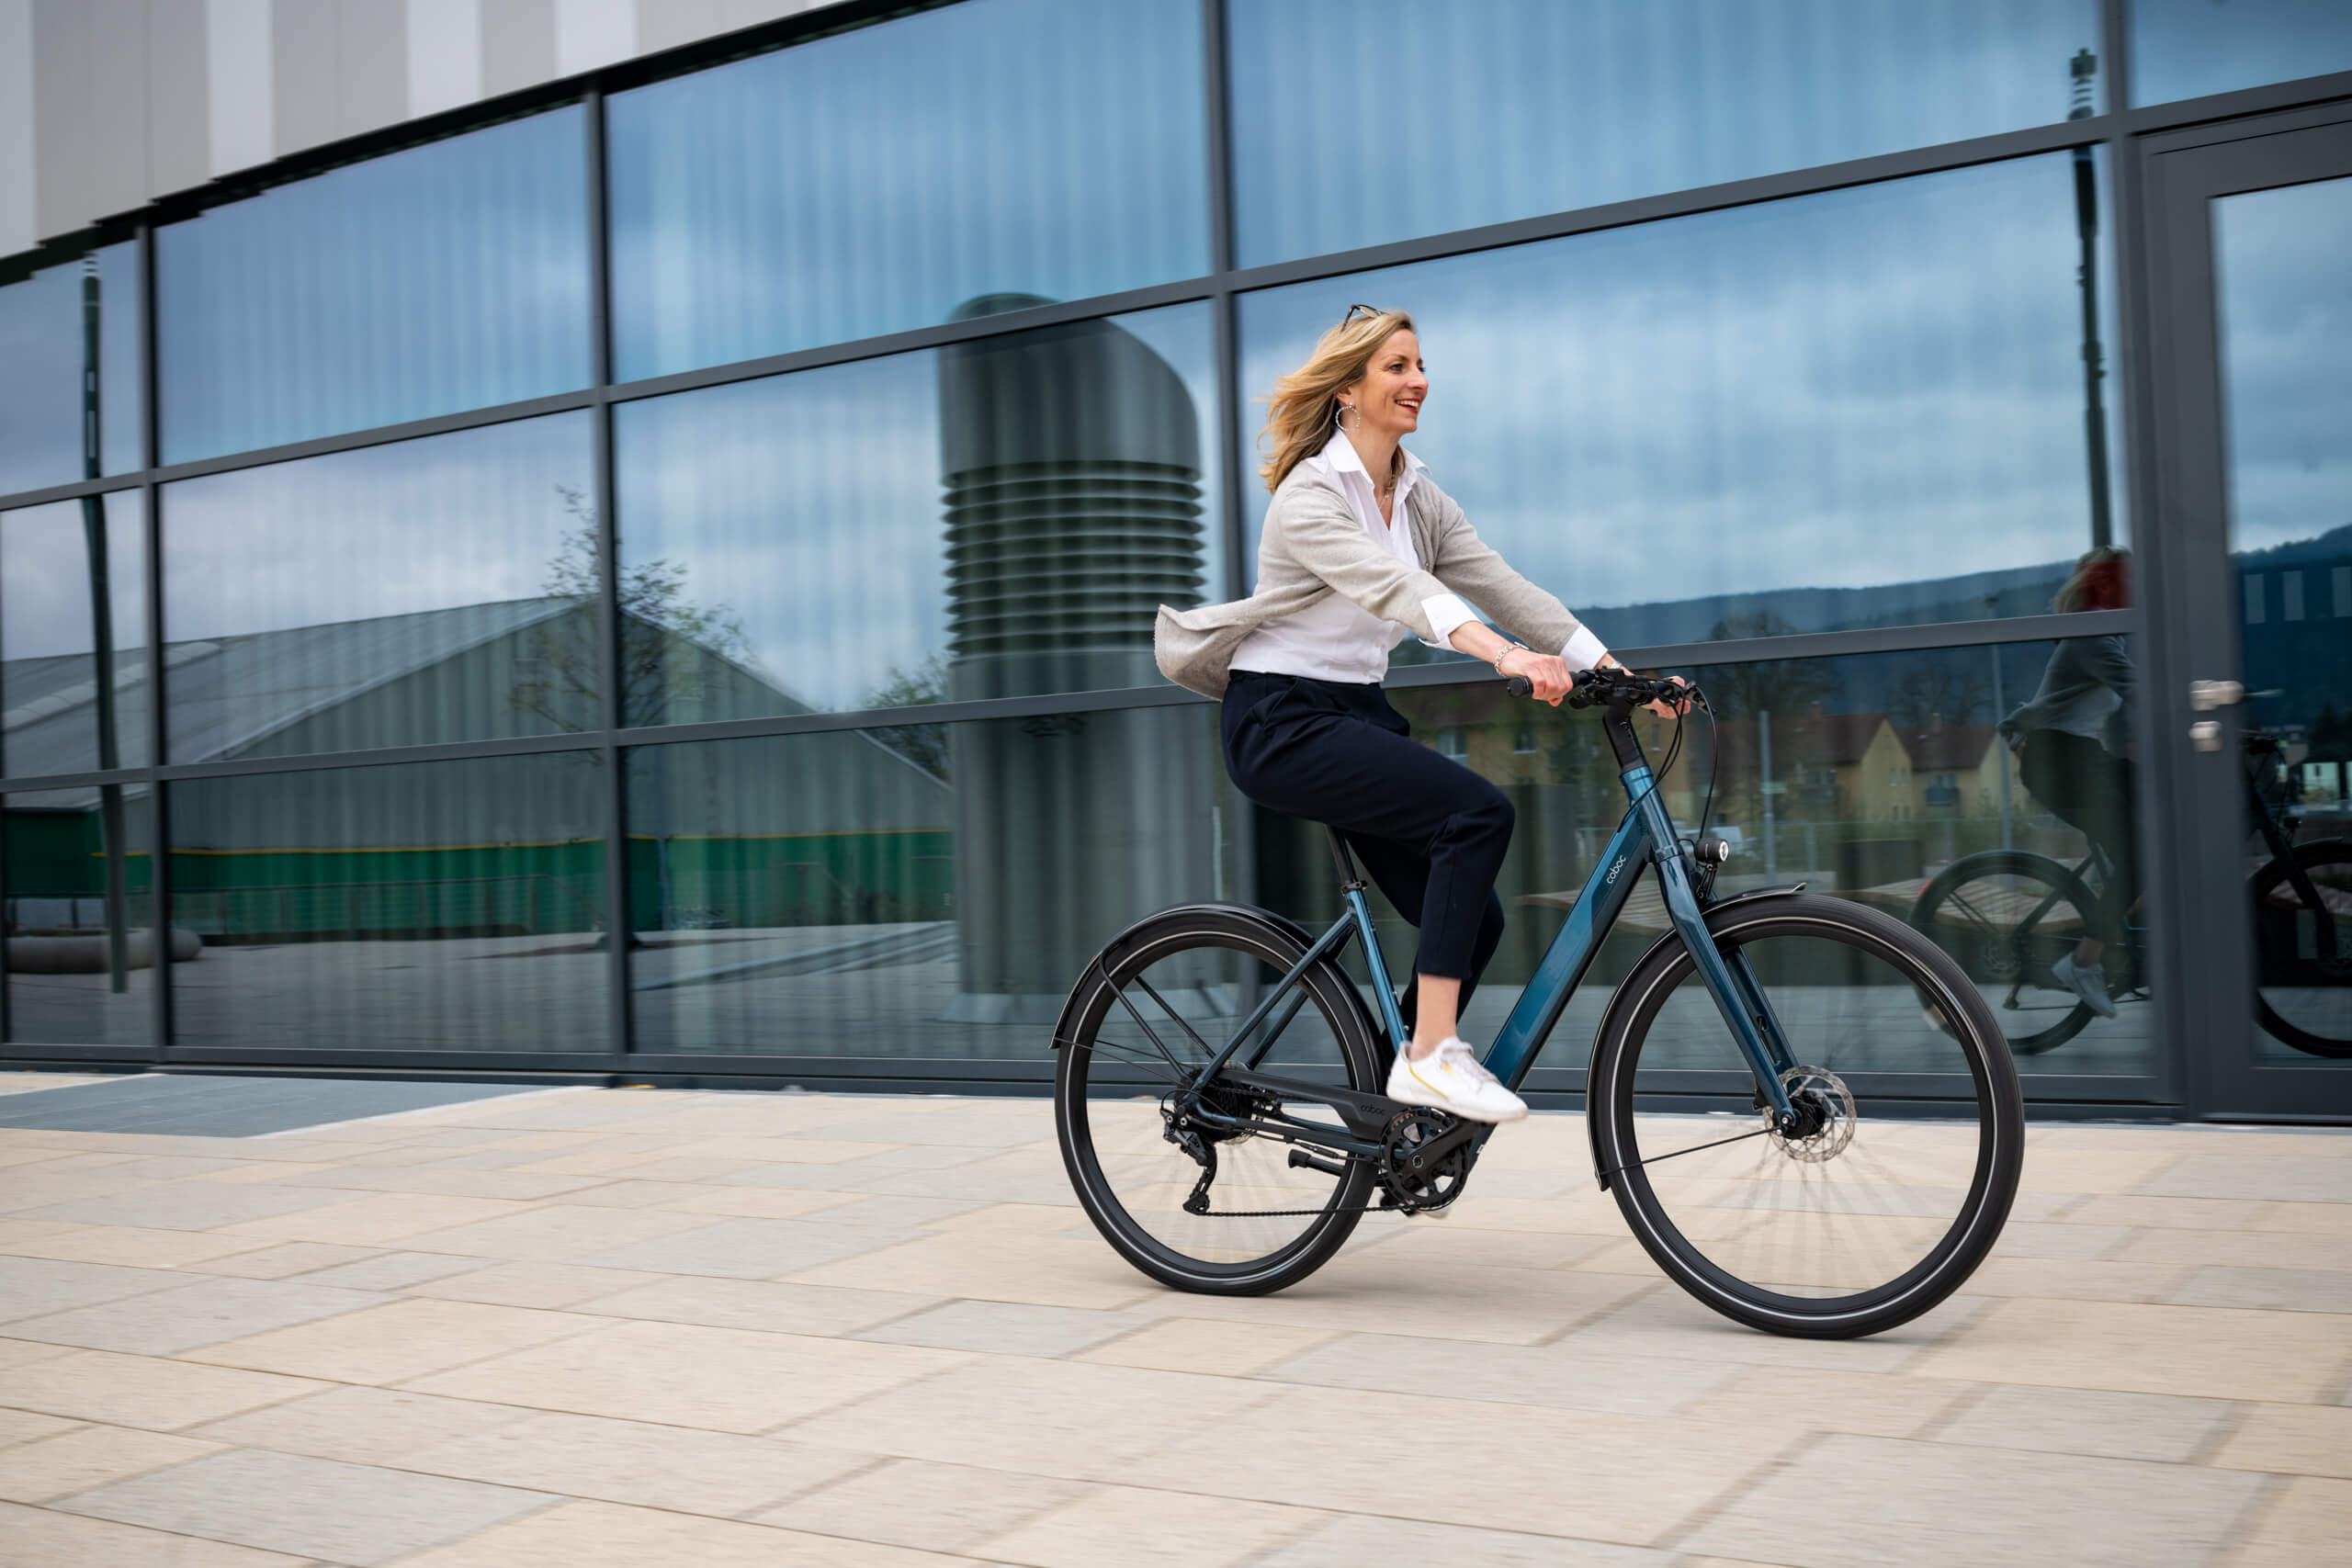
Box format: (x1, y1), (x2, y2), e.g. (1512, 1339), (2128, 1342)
(1998, 547), (2139, 1019)
(1156, 306), (1677, 1125)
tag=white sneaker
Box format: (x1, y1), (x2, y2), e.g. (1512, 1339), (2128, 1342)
(1387, 1038), (1528, 1123)
(2050, 953), (2118, 1020)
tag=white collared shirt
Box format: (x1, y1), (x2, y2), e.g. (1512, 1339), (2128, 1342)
(1228, 432), (1609, 684)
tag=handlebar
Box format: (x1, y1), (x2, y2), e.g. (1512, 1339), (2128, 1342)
(1501, 665), (1701, 711)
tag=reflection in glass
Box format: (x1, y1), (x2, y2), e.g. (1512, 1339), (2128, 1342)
(166, 753), (605, 1053)
(1239, 154), (2125, 651)
(2132, 0), (2352, 107)
(157, 108), (591, 463)
(162, 415), (593, 761)
(3, 495), (150, 774)
(2214, 175), (2352, 1062)
(627, 705), (1230, 1055)
(1252, 641), (2149, 1080)
(0, 240), (143, 494)
(4, 788), (156, 1046)
(607, 0), (1209, 378)
(1228, 0), (2101, 265)
(616, 303), (1217, 725)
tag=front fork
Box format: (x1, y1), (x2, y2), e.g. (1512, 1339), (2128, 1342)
(1644, 793), (1801, 1122)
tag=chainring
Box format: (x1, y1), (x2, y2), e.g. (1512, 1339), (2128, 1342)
(1378, 1109), (1474, 1213)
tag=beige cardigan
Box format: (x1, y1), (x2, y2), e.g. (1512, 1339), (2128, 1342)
(1154, 463), (1590, 698)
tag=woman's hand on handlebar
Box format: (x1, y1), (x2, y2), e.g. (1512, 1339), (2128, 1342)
(1594, 656), (1695, 718)
(1497, 648), (1574, 705)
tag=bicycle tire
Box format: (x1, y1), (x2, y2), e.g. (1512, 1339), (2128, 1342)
(1054, 904), (1385, 1296)
(1590, 894), (2023, 1339)
(1912, 850), (2098, 1055)
(2249, 840), (2352, 1058)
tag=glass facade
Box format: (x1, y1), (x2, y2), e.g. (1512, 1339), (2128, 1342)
(607, 0), (1210, 380)
(1239, 152), (2124, 649)
(2131, 0), (2352, 107)
(0, 0), (2335, 1113)
(0, 239), (143, 492)
(3, 493), (149, 774)
(158, 107), (592, 463)
(616, 302), (1221, 722)
(1229, 0), (2104, 265)
(162, 414), (595, 760)
(165, 753), (606, 1054)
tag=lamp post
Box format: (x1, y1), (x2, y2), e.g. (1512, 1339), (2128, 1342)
(2071, 48), (2115, 552)
(80, 256), (130, 993)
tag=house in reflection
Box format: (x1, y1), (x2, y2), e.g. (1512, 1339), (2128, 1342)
(2, 600), (950, 943)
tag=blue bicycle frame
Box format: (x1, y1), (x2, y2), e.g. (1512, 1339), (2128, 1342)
(1193, 754), (1803, 1124)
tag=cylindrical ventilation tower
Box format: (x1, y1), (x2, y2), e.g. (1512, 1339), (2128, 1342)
(938, 299), (1216, 1022)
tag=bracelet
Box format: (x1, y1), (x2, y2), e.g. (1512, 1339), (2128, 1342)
(1492, 643), (1528, 677)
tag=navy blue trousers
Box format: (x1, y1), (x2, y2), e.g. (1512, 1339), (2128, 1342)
(1221, 670), (1512, 1024)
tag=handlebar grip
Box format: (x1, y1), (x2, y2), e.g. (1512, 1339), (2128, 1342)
(1504, 675), (1533, 698)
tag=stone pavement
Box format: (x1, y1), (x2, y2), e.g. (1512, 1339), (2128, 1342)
(0, 1072), (2346, 1567)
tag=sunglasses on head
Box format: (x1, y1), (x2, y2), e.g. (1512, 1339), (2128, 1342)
(1340, 303), (1385, 326)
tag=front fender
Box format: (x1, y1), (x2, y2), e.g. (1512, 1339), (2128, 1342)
(1583, 884), (1806, 1190)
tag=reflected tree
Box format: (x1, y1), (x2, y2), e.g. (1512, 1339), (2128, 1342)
(1698, 613), (1836, 719)
(862, 653), (952, 782)
(512, 486), (760, 729)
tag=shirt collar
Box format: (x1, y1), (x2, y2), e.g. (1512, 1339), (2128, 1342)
(1313, 429), (1427, 486)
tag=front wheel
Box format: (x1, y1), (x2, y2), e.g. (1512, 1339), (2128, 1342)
(1590, 894), (2023, 1339)
(2250, 840), (2352, 1058)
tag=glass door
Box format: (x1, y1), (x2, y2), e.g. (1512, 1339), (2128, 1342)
(2148, 110), (2352, 1116)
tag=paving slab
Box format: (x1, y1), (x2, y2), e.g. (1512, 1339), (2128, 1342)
(0, 1088), (2344, 1567)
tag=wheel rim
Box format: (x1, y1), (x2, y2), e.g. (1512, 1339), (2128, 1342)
(2252, 845), (2352, 1055)
(1062, 927), (1372, 1276)
(1610, 916), (2003, 1313)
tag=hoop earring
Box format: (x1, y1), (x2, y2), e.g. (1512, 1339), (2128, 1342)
(1333, 403), (1362, 433)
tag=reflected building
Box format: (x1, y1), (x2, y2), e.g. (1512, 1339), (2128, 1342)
(936, 299), (1214, 1021)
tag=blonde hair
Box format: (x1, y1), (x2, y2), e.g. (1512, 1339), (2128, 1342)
(1258, 309), (1418, 492)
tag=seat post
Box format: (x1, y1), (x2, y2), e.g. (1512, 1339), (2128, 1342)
(1325, 825), (1365, 891)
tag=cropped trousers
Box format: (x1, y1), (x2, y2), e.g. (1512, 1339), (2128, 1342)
(1220, 670), (1513, 1029)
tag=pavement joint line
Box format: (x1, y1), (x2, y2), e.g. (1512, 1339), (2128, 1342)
(254, 1084), (596, 1140)
(1905, 1377), (1996, 1443)
(2208, 1470), (2293, 1568)
(1647, 1426), (1832, 1557)
(2188, 1400), (2256, 1471)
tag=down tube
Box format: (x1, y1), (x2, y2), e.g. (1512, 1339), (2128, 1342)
(1480, 779), (1659, 1089)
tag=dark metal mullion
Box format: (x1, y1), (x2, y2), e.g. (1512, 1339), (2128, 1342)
(139, 220), (171, 1065)
(584, 90), (630, 1073)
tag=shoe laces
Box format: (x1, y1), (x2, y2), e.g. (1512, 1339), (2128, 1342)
(1437, 1038), (1498, 1086)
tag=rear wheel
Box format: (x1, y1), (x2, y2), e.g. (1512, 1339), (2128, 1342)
(1591, 895), (2023, 1338)
(1053, 906), (1384, 1295)
(1912, 851), (2098, 1055)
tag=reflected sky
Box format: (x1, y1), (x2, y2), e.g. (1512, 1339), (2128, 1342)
(1229, 0), (2101, 265)
(2131, 0), (2352, 107)
(617, 301), (1220, 716)
(0, 242), (143, 493)
(158, 108), (590, 465)
(1240, 152), (2125, 649)
(607, 0), (1208, 380)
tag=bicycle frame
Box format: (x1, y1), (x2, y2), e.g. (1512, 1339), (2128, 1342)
(1181, 712), (1803, 1137)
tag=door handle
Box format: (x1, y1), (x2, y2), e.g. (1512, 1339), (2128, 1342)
(2190, 719), (2224, 752)
(2188, 680), (2245, 710)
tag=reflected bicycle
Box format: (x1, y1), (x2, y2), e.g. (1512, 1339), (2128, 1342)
(1052, 668), (2024, 1339)
(1910, 728), (2350, 1057)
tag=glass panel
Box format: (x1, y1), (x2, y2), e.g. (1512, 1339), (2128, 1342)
(157, 107), (591, 464)
(162, 414), (594, 761)
(607, 0), (1209, 379)
(3, 493), (149, 774)
(616, 302), (1219, 724)
(1238, 154), (2123, 651)
(166, 753), (605, 1053)
(2214, 175), (2352, 1065)
(2132, 0), (2352, 107)
(4, 786), (154, 1046)
(626, 703), (1233, 1057)
(1253, 640), (2151, 1083)
(1228, 0), (2103, 265)
(0, 239), (142, 493)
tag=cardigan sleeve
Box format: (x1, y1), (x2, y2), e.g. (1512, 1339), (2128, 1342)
(1423, 484), (1608, 663)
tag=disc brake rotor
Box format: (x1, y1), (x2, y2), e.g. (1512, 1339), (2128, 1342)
(1765, 1066), (1856, 1163)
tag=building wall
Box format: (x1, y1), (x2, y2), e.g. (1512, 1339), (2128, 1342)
(0, 0), (840, 254)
